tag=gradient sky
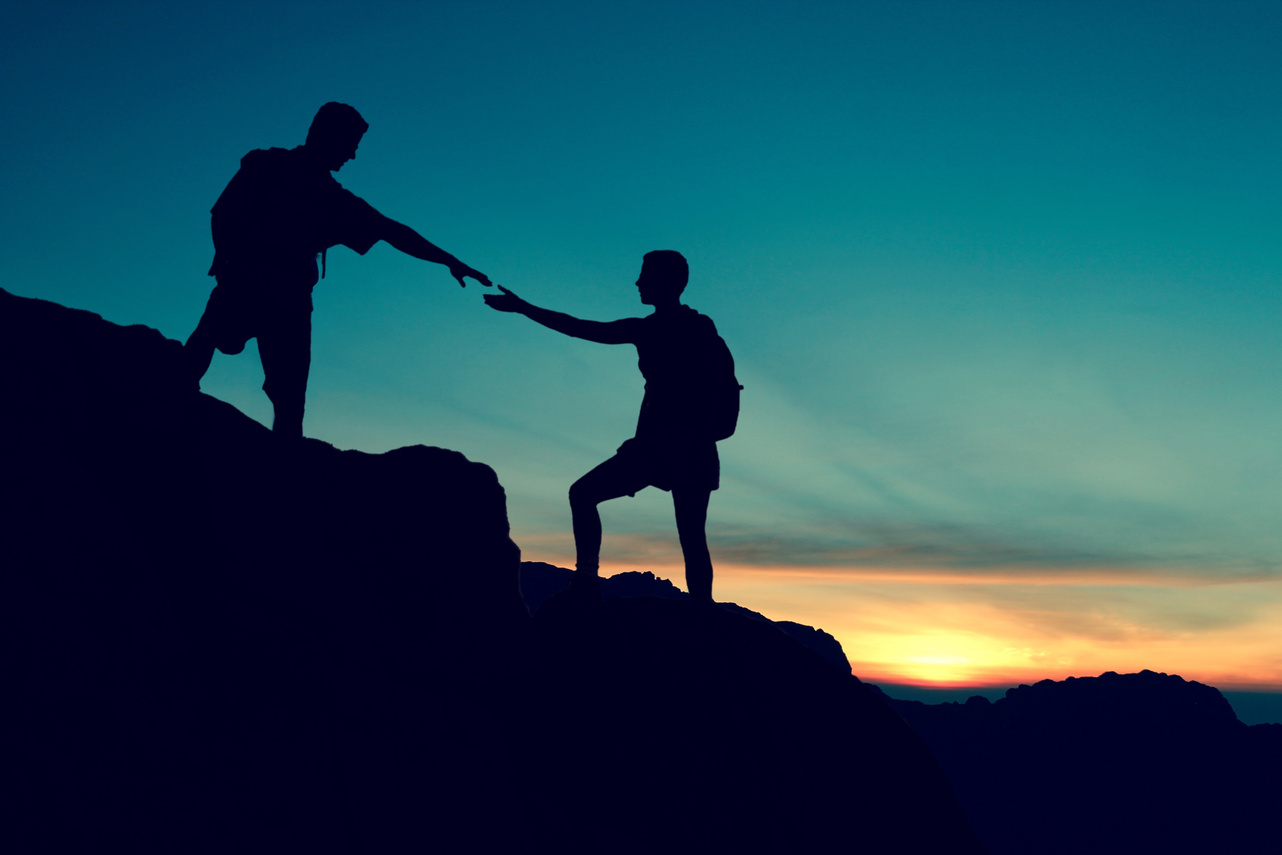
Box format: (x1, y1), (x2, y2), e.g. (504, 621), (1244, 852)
(5, 1), (1282, 697)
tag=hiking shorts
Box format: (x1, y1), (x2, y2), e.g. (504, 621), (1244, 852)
(197, 277), (313, 408)
(577, 436), (720, 497)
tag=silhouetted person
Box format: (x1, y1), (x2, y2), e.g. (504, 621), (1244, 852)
(184, 102), (491, 438)
(485, 251), (740, 603)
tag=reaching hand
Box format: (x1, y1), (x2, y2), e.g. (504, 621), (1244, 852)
(484, 285), (527, 313)
(449, 261), (493, 288)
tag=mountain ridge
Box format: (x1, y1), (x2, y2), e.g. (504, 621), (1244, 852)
(2, 287), (982, 852)
(8, 286), (1281, 853)
(877, 668), (1282, 854)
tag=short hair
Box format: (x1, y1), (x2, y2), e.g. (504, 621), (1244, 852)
(306, 102), (369, 147)
(642, 250), (689, 294)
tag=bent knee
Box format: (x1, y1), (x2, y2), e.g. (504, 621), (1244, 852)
(568, 478), (593, 509)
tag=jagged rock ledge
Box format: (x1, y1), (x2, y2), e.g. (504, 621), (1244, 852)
(3, 288), (982, 852)
(520, 561), (854, 672)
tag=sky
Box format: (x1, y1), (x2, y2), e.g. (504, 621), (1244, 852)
(4, 1), (1282, 705)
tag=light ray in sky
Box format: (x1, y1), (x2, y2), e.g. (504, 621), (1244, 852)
(5, 0), (1282, 700)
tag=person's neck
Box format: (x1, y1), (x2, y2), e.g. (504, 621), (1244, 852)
(652, 298), (683, 315)
(297, 143), (330, 171)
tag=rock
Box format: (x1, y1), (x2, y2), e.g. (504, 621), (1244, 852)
(885, 670), (1282, 854)
(521, 561), (854, 673)
(3, 287), (530, 851)
(3, 287), (983, 852)
(529, 595), (984, 852)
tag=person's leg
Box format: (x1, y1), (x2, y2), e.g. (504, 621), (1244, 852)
(183, 287), (231, 387)
(183, 320), (217, 387)
(673, 487), (714, 602)
(258, 301), (312, 440)
(568, 454), (649, 577)
(183, 282), (251, 388)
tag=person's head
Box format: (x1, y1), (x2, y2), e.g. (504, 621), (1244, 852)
(636, 250), (689, 305)
(305, 102), (368, 171)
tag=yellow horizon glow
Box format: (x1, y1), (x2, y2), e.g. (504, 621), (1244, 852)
(523, 548), (1282, 692)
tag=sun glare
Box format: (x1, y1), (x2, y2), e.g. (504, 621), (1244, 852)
(584, 560), (1282, 692)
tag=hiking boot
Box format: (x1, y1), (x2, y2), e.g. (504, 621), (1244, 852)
(566, 570), (602, 604)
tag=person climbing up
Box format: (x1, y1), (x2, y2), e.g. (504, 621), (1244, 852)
(484, 250), (740, 603)
(184, 101), (491, 439)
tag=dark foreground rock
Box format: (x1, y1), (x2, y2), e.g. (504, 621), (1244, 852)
(878, 670), (1282, 855)
(531, 593), (984, 852)
(3, 288), (530, 851)
(521, 561), (854, 672)
(3, 288), (982, 852)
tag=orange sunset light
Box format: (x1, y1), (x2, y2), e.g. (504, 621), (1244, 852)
(593, 561), (1282, 691)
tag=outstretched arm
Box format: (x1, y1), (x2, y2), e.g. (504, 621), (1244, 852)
(381, 217), (492, 287)
(484, 286), (642, 344)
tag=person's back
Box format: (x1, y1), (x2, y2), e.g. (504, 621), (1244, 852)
(209, 145), (379, 290)
(184, 102), (492, 439)
(633, 304), (737, 447)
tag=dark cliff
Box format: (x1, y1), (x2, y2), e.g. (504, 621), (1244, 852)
(3, 288), (530, 851)
(2, 287), (982, 853)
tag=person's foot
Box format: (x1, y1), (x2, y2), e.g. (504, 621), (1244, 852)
(271, 417), (304, 441)
(566, 569), (602, 604)
(180, 355), (205, 394)
(271, 429), (305, 446)
(180, 337), (216, 394)
(688, 595), (717, 614)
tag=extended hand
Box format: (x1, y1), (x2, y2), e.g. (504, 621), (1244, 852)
(483, 285), (527, 313)
(449, 261), (493, 288)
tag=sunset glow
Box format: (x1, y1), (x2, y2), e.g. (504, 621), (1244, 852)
(571, 559), (1282, 691)
(7, 2), (1282, 713)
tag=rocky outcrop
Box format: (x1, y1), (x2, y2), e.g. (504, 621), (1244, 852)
(3, 288), (529, 851)
(3, 287), (983, 852)
(521, 561), (854, 672)
(530, 592), (983, 852)
(879, 670), (1282, 855)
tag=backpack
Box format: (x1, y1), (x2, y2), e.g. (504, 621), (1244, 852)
(702, 328), (743, 442)
(637, 307), (743, 442)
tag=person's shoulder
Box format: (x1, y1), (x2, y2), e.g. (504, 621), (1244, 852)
(635, 311), (664, 331)
(678, 304), (719, 334)
(239, 146), (291, 169)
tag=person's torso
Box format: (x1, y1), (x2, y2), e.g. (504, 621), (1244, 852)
(209, 147), (349, 287)
(634, 306), (720, 442)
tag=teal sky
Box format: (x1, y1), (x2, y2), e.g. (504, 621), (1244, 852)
(5, 1), (1282, 690)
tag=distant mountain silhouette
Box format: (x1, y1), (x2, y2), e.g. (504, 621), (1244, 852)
(2, 288), (982, 852)
(875, 670), (1282, 855)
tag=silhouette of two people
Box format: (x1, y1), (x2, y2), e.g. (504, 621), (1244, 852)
(184, 102), (491, 439)
(185, 104), (738, 602)
(486, 251), (740, 604)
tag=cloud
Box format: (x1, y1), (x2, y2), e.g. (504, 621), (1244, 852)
(708, 364), (1282, 580)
